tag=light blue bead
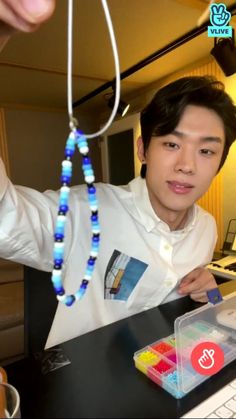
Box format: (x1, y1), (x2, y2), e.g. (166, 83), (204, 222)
(88, 196), (97, 204)
(55, 226), (64, 235)
(85, 268), (93, 277)
(52, 278), (62, 288)
(86, 264), (94, 273)
(57, 217), (66, 226)
(75, 288), (86, 300)
(84, 169), (94, 176)
(54, 249), (64, 258)
(62, 168), (72, 175)
(60, 190), (69, 198)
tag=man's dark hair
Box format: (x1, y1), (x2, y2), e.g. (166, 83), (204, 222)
(140, 76), (236, 178)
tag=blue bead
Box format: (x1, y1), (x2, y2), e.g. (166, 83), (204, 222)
(88, 186), (96, 194)
(54, 234), (64, 241)
(60, 175), (71, 183)
(91, 214), (98, 221)
(92, 235), (100, 242)
(88, 258), (95, 266)
(65, 295), (76, 307)
(83, 156), (91, 164)
(54, 258), (63, 265)
(65, 149), (74, 157)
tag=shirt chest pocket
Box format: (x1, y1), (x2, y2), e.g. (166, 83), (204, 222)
(104, 250), (148, 302)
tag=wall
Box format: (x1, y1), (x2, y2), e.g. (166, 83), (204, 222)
(121, 56), (236, 251)
(222, 76), (236, 238)
(4, 107), (102, 191)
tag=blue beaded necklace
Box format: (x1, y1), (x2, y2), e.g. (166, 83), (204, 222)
(51, 0), (121, 306)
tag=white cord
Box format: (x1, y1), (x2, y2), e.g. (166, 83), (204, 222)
(67, 0), (121, 138)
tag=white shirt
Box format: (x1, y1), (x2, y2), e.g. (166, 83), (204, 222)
(0, 159), (217, 348)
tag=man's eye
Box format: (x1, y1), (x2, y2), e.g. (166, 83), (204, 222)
(164, 142), (179, 149)
(200, 149), (215, 155)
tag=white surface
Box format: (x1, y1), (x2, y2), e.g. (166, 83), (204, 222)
(181, 379), (236, 418)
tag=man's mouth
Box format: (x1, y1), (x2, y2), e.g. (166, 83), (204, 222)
(167, 181), (194, 195)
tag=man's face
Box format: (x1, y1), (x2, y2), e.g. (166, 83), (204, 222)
(137, 105), (225, 219)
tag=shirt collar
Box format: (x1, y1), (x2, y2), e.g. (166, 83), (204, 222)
(127, 176), (198, 234)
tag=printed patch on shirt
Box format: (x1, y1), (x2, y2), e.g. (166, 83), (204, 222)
(104, 250), (148, 301)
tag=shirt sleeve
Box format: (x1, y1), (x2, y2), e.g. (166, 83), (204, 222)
(0, 158), (71, 271)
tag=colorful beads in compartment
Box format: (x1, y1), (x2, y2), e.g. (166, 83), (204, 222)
(134, 350), (160, 374)
(151, 341), (173, 354)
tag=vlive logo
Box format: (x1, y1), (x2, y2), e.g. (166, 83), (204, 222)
(208, 3), (232, 38)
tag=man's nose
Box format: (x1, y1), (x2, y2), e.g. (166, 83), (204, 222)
(174, 149), (196, 174)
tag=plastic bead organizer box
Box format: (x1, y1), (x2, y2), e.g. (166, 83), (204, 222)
(133, 294), (236, 398)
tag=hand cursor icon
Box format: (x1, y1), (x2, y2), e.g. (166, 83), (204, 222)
(198, 349), (215, 369)
(191, 342), (224, 376)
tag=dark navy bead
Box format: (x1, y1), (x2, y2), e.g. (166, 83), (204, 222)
(82, 279), (89, 286)
(60, 175), (71, 183)
(55, 288), (65, 295)
(65, 150), (74, 158)
(58, 211), (66, 216)
(92, 235), (100, 242)
(59, 204), (69, 213)
(88, 259), (95, 266)
(91, 210), (98, 215)
(54, 263), (62, 270)
(54, 233), (64, 241)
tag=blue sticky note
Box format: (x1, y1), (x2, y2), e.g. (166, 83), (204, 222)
(207, 288), (223, 305)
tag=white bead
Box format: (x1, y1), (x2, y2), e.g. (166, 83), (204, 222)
(57, 215), (66, 222)
(90, 250), (98, 257)
(62, 160), (72, 167)
(69, 132), (76, 140)
(85, 175), (95, 183)
(92, 227), (100, 234)
(84, 274), (92, 280)
(57, 294), (67, 302)
(90, 204), (98, 211)
(79, 146), (89, 154)
(60, 186), (70, 193)
(52, 269), (62, 276)
(54, 242), (64, 249)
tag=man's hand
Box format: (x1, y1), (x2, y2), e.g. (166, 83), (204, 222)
(178, 267), (217, 303)
(0, 0), (56, 51)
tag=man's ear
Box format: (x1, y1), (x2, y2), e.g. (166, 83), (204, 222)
(137, 136), (146, 163)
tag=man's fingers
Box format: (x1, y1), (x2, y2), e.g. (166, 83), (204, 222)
(0, 0), (55, 52)
(190, 291), (208, 303)
(0, 0), (55, 31)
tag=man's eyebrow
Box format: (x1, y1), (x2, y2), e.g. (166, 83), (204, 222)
(171, 130), (223, 143)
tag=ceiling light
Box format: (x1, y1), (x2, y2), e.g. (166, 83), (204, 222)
(210, 36), (236, 77)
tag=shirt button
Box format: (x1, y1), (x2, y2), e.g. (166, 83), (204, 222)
(165, 280), (173, 287)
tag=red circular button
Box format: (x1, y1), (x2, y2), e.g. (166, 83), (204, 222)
(190, 341), (224, 376)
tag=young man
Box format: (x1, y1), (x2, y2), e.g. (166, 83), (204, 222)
(0, 1), (236, 348)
